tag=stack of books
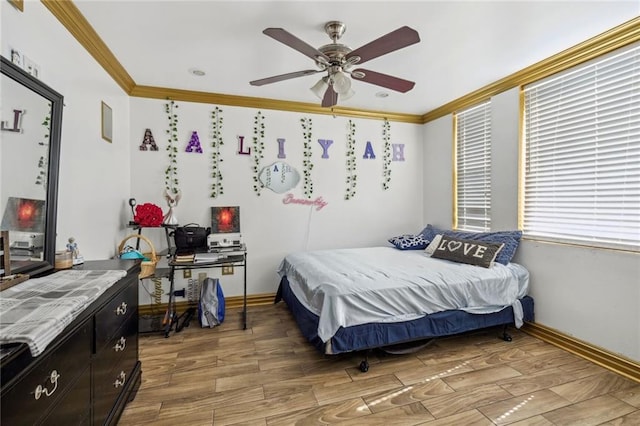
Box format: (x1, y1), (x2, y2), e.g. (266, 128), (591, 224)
(173, 253), (195, 263)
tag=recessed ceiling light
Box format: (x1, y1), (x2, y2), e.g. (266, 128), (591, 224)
(375, 91), (389, 98)
(189, 68), (205, 77)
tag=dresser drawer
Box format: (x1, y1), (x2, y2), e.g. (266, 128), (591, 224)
(95, 277), (138, 352)
(1, 322), (91, 426)
(95, 313), (138, 374)
(40, 366), (91, 426)
(92, 342), (138, 425)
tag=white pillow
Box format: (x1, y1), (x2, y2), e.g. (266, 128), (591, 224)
(424, 234), (443, 256)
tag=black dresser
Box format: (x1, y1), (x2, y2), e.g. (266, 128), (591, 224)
(0, 259), (142, 425)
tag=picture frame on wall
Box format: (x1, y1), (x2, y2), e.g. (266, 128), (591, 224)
(101, 101), (112, 143)
(211, 206), (240, 234)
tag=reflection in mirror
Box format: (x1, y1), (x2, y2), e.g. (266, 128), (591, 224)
(0, 56), (63, 277)
(259, 161), (301, 194)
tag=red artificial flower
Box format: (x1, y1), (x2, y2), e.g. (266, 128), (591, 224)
(134, 203), (163, 227)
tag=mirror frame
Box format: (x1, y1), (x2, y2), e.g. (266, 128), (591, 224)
(1, 55), (63, 277)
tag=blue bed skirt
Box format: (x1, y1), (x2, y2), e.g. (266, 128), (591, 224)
(275, 276), (535, 355)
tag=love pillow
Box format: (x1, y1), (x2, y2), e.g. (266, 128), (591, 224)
(430, 235), (504, 268)
(418, 224), (522, 265)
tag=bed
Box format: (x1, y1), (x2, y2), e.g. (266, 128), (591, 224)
(275, 241), (534, 371)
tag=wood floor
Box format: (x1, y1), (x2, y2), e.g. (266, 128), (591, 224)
(119, 304), (640, 425)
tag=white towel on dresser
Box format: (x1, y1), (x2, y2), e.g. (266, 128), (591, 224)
(0, 270), (127, 357)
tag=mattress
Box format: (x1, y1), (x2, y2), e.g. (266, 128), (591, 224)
(276, 276), (535, 355)
(277, 247), (530, 343)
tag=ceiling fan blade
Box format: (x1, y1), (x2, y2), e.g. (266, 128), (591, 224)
(263, 28), (331, 64)
(346, 26), (420, 65)
(351, 68), (415, 93)
(321, 85), (338, 107)
(250, 69), (322, 86)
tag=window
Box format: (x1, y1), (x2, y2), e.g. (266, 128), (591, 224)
(455, 101), (492, 231)
(522, 43), (640, 250)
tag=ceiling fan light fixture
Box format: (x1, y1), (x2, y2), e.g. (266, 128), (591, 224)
(332, 70), (351, 95)
(252, 21), (420, 108)
(310, 77), (329, 99)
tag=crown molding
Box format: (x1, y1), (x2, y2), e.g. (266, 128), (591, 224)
(9, 0), (24, 12)
(130, 85), (423, 123)
(421, 16), (640, 123)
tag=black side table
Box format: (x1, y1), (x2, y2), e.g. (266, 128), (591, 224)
(163, 245), (247, 337)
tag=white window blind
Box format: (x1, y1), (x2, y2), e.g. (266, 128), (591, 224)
(455, 101), (492, 232)
(523, 43), (640, 250)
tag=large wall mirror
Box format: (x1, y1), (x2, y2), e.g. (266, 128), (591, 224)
(1, 56), (63, 277)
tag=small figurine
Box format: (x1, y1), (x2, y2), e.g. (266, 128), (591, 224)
(67, 237), (84, 265)
(163, 189), (181, 225)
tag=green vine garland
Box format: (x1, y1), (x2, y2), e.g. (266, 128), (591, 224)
(251, 111), (265, 196)
(345, 119), (357, 200)
(300, 117), (314, 198)
(164, 100), (180, 194)
(382, 118), (392, 190)
(36, 105), (51, 188)
(210, 106), (224, 198)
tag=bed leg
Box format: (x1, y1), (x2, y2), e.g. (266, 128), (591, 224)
(500, 324), (513, 342)
(359, 359), (369, 373)
(359, 351), (371, 373)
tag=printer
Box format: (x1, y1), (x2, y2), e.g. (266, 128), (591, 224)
(208, 233), (243, 250)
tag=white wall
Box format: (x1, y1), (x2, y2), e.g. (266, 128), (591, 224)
(422, 115), (453, 228)
(1, 1), (131, 259)
(422, 87), (640, 361)
(129, 97), (424, 301)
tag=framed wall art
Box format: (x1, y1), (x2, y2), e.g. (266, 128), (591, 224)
(211, 206), (240, 234)
(101, 101), (112, 143)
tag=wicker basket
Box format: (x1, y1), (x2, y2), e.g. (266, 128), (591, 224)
(118, 233), (158, 279)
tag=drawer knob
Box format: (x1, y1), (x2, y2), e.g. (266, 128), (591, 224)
(115, 301), (128, 316)
(113, 371), (126, 388)
(114, 336), (127, 352)
(33, 370), (60, 400)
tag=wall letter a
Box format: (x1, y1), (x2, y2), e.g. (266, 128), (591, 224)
(363, 141), (376, 159)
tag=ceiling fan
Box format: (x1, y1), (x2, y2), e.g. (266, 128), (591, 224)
(250, 21), (420, 108)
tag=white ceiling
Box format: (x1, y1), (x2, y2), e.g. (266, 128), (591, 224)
(73, 1), (639, 115)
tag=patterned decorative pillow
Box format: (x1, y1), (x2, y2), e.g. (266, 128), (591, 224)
(419, 224), (522, 265)
(431, 235), (504, 268)
(388, 234), (429, 250)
